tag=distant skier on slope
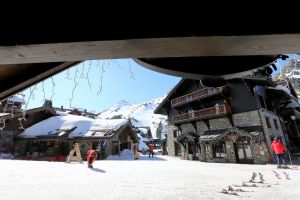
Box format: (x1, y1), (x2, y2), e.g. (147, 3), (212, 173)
(87, 149), (98, 168)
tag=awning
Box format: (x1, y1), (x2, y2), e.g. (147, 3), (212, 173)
(266, 87), (291, 100)
(280, 108), (300, 120)
(242, 76), (274, 86)
(177, 132), (200, 143)
(200, 126), (262, 142)
(199, 129), (226, 141)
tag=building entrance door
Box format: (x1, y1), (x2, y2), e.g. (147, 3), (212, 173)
(234, 139), (254, 164)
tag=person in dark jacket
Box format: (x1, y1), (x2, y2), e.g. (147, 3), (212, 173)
(271, 137), (288, 169)
(87, 149), (98, 168)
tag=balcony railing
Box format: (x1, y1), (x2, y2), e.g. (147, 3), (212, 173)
(172, 103), (232, 124)
(171, 86), (227, 108)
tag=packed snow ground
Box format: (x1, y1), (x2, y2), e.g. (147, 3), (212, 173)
(1, 155), (299, 200)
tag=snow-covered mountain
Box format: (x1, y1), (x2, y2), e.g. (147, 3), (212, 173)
(98, 97), (167, 140)
(275, 58), (300, 97)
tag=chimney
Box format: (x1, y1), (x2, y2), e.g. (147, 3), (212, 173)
(43, 100), (53, 108)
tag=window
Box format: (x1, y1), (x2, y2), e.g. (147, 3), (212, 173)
(174, 142), (182, 156)
(258, 95), (266, 109)
(173, 130), (180, 138)
(213, 141), (226, 158)
(205, 143), (210, 152)
(266, 99), (274, 112)
(274, 119), (279, 130)
(265, 117), (271, 128)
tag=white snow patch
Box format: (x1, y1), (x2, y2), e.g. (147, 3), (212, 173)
(0, 158), (299, 199)
(106, 149), (134, 160)
(273, 85), (293, 96)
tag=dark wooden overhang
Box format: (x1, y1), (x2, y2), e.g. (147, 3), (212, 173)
(266, 87), (292, 101)
(177, 132), (200, 143)
(280, 108), (300, 121)
(242, 76), (275, 87)
(0, 62), (80, 101)
(200, 126), (263, 142)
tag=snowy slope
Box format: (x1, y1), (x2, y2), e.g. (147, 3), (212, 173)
(275, 58), (300, 97)
(98, 97), (168, 140)
(1, 158), (300, 200)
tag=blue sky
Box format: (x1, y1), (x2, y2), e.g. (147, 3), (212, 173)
(22, 54), (299, 113)
(23, 59), (181, 113)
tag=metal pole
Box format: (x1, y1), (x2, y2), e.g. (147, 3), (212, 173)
(287, 151), (293, 166)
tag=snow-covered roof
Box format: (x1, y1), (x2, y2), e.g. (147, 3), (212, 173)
(20, 114), (128, 138)
(7, 94), (25, 104)
(285, 98), (300, 108)
(268, 85), (293, 97)
(274, 85), (292, 96)
(138, 128), (149, 134)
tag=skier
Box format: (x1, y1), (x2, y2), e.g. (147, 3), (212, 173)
(87, 149), (98, 168)
(149, 144), (154, 158)
(271, 137), (288, 169)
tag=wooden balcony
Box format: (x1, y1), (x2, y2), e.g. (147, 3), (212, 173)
(171, 86), (227, 108)
(172, 103), (232, 124)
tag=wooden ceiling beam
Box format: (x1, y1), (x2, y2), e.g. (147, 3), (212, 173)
(0, 34), (300, 64)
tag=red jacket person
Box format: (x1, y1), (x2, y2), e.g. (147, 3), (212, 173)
(87, 149), (98, 168)
(271, 137), (288, 168)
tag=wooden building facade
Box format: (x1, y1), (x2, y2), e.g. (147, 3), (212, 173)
(155, 77), (298, 164)
(14, 120), (138, 161)
(0, 106), (56, 157)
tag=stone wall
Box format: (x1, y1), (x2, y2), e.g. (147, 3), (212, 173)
(232, 111), (261, 127)
(196, 121), (209, 134)
(225, 141), (236, 163)
(251, 142), (270, 164)
(258, 110), (286, 161)
(209, 118), (232, 130)
(259, 110), (285, 140)
(232, 110), (283, 163)
(181, 123), (196, 134)
(166, 125), (178, 157)
(165, 109), (280, 164)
